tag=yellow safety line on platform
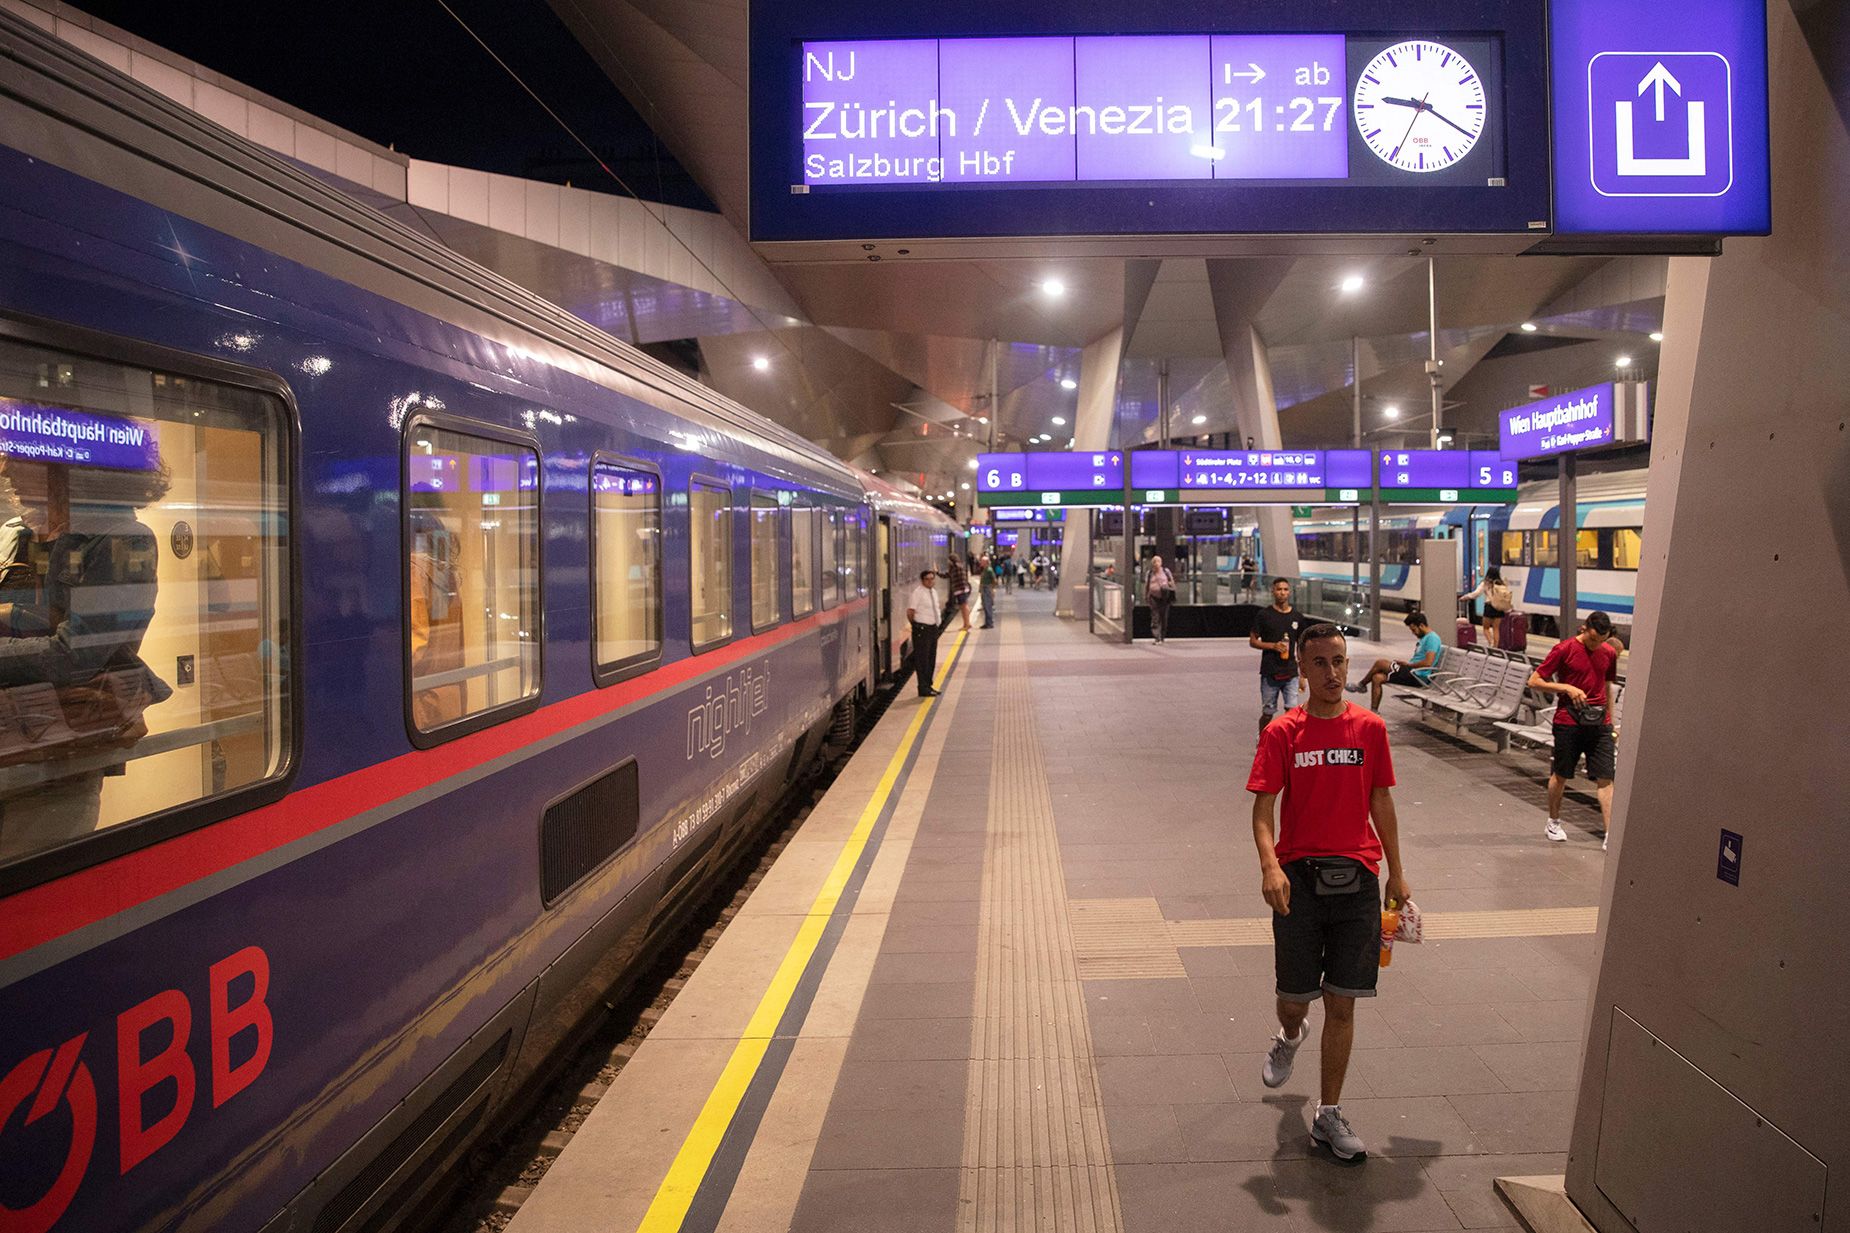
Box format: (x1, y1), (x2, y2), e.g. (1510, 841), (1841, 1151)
(636, 631), (968, 1233)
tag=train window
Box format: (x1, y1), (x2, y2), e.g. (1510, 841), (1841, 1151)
(749, 490), (779, 632)
(1611, 528), (1643, 571)
(406, 423), (540, 738)
(591, 459), (661, 680)
(0, 337), (292, 874)
(820, 507), (841, 610)
(1500, 531), (1526, 567)
(1531, 530), (1559, 568)
(850, 509), (867, 596)
(689, 478), (732, 649)
(1575, 530), (1599, 569)
(791, 506), (816, 617)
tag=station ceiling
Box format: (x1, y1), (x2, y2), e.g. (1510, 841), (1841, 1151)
(550, 0), (1668, 499)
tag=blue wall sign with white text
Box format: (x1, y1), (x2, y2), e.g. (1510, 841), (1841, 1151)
(1718, 829), (1743, 886)
(1551, 0), (1770, 235)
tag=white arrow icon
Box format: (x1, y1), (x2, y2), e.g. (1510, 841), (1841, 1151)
(1638, 61), (1682, 122)
(1228, 62), (1266, 84)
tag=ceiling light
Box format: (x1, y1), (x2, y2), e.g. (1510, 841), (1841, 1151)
(1340, 274), (1365, 294)
(1437, 433), (1454, 446)
(1383, 404), (1401, 420)
(1060, 377), (1078, 390)
(1051, 416), (1067, 426)
(1520, 322), (1538, 333)
(976, 416), (989, 424)
(960, 482), (971, 491)
(1041, 278), (1067, 298)
(1616, 354), (1632, 367)
(967, 458), (978, 469)
(1649, 331), (1664, 342)
(751, 355), (770, 371)
(1192, 414), (1208, 425)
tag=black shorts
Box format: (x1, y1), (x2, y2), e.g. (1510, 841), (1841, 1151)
(1386, 666), (1425, 688)
(1551, 721), (1616, 781)
(1482, 604), (1507, 620)
(1273, 860), (1381, 1002)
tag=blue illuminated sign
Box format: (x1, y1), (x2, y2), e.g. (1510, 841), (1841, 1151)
(1377, 450), (1516, 491)
(1028, 451), (1121, 491)
(0, 399), (161, 471)
(1500, 384), (1616, 459)
(978, 452), (1029, 493)
(1550, 0), (1769, 235)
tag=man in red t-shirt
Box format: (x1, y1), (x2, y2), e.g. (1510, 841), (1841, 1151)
(1247, 623), (1410, 1161)
(1529, 610), (1622, 846)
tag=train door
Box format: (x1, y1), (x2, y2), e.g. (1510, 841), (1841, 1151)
(876, 515), (893, 677)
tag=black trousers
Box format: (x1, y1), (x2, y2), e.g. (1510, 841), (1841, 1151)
(910, 620), (940, 695)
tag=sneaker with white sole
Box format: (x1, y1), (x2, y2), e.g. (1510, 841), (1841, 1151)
(1261, 1027), (1306, 1089)
(1311, 1105), (1366, 1160)
(1545, 820), (1568, 842)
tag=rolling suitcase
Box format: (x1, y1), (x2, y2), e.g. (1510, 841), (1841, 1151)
(1455, 617), (1477, 647)
(1499, 610), (1528, 653)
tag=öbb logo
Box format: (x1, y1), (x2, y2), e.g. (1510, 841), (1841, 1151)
(0, 946), (274, 1233)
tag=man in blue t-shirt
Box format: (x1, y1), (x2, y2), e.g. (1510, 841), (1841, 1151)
(1350, 611), (1443, 711)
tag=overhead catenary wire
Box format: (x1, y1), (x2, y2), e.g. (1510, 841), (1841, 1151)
(431, 0), (815, 379)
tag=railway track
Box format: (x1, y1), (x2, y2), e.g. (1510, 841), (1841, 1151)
(425, 683), (899, 1233)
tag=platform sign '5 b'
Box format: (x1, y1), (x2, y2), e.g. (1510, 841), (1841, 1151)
(0, 946), (274, 1233)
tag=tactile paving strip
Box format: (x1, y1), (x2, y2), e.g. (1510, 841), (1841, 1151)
(956, 625), (1124, 1233)
(1072, 901), (1601, 971)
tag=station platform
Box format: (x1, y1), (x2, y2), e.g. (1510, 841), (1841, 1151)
(507, 594), (1608, 1233)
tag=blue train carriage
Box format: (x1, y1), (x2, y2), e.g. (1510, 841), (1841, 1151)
(857, 469), (962, 683)
(0, 16), (950, 1233)
(1293, 468), (1644, 638)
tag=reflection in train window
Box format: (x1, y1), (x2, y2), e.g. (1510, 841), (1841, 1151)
(750, 490), (779, 632)
(1610, 528), (1643, 571)
(406, 424), (540, 735)
(791, 506), (816, 618)
(690, 478), (732, 649)
(593, 460), (661, 675)
(0, 338), (291, 868)
(820, 506), (840, 611)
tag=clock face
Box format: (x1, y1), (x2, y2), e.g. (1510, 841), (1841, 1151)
(1352, 40), (1487, 173)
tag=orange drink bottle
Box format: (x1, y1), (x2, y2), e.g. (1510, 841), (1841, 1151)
(1379, 900), (1401, 968)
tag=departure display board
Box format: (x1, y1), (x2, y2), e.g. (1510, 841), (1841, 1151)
(752, 0), (1551, 243)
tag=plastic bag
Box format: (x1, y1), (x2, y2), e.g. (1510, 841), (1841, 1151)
(1394, 899), (1423, 944)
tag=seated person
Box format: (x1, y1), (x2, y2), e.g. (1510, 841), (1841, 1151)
(1350, 611), (1443, 711)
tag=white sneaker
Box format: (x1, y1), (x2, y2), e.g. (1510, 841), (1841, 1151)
(1261, 1027), (1306, 1088)
(1545, 820), (1568, 843)
(1311, 1105), (1366, 1160)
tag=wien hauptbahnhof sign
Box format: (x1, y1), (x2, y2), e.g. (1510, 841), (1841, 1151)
(750, 0), (1769, 247)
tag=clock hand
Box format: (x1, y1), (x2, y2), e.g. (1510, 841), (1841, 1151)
(1390, 92), (1429, 159)
(1378, 96), (1429, 111)
(1422, 105), (1478, 140)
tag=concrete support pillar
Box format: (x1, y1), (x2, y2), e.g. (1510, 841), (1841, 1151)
(1207, 260), (1301, 580)
(1558, 5), (1850, 1230)
(1054, 325), (1125, 618)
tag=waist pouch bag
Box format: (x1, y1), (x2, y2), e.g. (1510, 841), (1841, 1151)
(1302, 857), (1365, 896)
(1569, 700), (1606, 725)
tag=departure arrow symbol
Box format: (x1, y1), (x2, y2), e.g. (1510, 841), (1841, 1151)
(1637, 61), (1682, 123)
(1229, 62), (1266, 84)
